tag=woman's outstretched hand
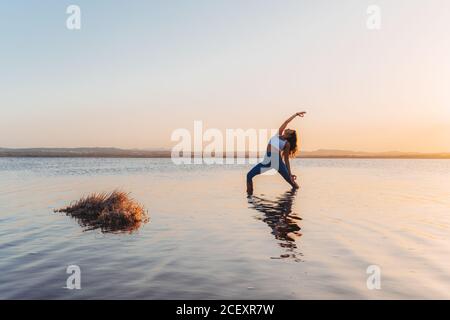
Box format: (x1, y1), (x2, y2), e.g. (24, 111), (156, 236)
(280, 112), (307, 135)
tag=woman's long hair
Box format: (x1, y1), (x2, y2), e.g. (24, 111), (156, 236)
(286, 131), (299, 158)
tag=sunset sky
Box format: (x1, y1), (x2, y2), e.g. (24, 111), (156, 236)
(1, 0), (449, 152)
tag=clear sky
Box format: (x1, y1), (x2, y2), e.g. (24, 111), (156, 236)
(1, 0), (449, 152)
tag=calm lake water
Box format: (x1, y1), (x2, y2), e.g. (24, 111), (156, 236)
(0, 158), (449, 299)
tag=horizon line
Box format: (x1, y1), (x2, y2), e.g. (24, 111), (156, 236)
(2, 147), (450, 160)
(1, 146), (450, 155)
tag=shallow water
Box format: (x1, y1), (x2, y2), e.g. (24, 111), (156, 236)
(0, 158), (449, 299)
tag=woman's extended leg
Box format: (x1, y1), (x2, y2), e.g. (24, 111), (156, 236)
(246, 162), (269, 195)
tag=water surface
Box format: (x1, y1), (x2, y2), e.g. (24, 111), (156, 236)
(0, 158), (449, 299)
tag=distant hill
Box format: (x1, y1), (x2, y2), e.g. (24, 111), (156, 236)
(298, 149), (450, 159)
(0, 147), (170, 158)
(1, 147), (450, 159)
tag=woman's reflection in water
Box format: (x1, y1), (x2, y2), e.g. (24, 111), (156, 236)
(248, 190), (302, 261)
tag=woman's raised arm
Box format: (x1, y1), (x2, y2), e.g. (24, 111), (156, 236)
(278, 112), (306, 135)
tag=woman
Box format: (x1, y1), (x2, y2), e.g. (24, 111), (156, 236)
(247, 112), (306, 195)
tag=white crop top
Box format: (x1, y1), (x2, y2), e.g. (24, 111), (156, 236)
(269, 135), (287, 151)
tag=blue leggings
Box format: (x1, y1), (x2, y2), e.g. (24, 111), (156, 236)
(247, 152), (294, 187)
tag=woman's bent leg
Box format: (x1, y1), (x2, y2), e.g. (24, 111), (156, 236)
(277, 160), (299, 189)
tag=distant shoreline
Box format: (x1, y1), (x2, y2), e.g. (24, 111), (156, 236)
(1, 148), (450, 159)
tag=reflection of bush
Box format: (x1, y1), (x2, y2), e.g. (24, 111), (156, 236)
(55, 191), (149, 233)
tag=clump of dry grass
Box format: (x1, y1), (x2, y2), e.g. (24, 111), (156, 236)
(55, 190), (149, 233)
